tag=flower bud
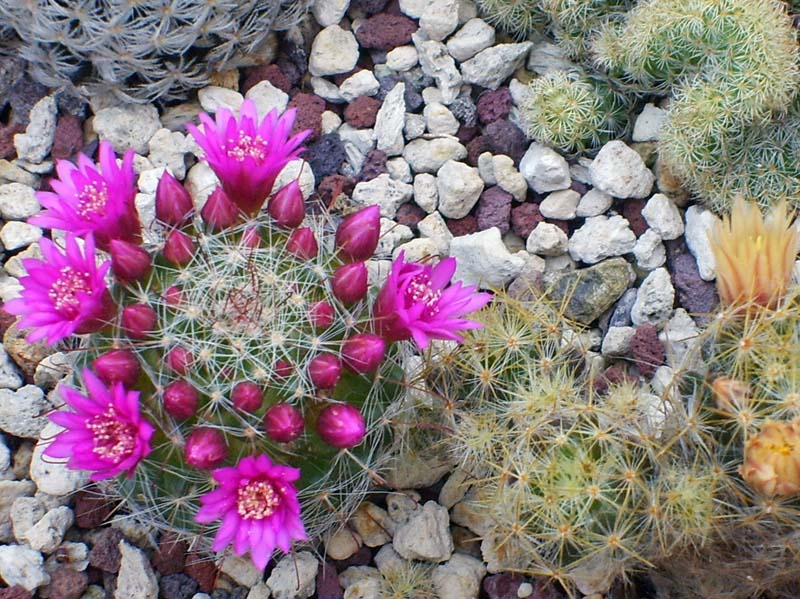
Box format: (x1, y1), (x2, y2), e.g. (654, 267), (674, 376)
(121, 303), (157, 339)
(201, 187), (239, 231)
(273, 359), (293, 380)
(286, 227), (318, 260)
(162, 285), (183, 307)
(109, 239), (151, 283)
(308, 353), (341, 390)
(317, 403), (366, 448)
(741, 419), (800, 497)
(331, 262), (368, 304)
(163, 230), (195, 266)
(241, 226), (261, 248)
(156, 170), (194, 226)
(93, 349), (140, 388)
(335, 205), (381, 262)
(712, 376), (750, 414)
(231, 381), (263, 413)
(309, 301), (334, 330)
(184, 427), (227, 469)
(264, 403), (304, 443)
(342, 333), (386, 374)
(163, 380), (199, 420)
(268, 180), (305, 228)
(165, 346), (192, 375)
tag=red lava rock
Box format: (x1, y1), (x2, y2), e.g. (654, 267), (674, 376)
(152, 533), (188, 576)
(344, 96), (381, 128)
(51, 115), (84, 161)
(88, 527), (126, 573)
(287, 93), (326, 143)
(665, 239), (719, 322)
(485, 119), (527, 163)
(358, 148), (388, 182)
(355, 14), (417, 50)
(466, 135), (491, 167)
(396, 202), (426, 231)
(74, 487), (114, 529)
(476, 186), (512, 234)
(446, 215), (479, 237)
(511, 202), (544, 238)
(457, 124), (480, 144)
(183, 550), (219, 593)
(241, 64), (292, 95)
(629, 323), (665, 378)
(593, 363), (633, 394)
(0, 588), (33, 599)
(316, 561), (344, 599)
(621, 198), (648, 236)
(317, 174), (355, 210)
(549, 219), (570, 235)
(48, 566), (88, 599)
(0, 122), (23, 160)
(477, 88), (513, 124)
(0, 308), (18, 338)
(483, 573), (527, 599)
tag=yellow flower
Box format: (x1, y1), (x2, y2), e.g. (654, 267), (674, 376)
(708, 197), (798, 310)
(740, 419), (800, 497)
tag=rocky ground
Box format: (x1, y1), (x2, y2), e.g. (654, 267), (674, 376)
(0, 0), (731, 597)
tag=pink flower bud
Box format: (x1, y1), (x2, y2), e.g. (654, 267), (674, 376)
(342, 333), (386, 374)
(241, 226), (261, 248)
(93, 349), (140, 388)
(121, 303), (157, 339)
(264, 403), (305, 443)
(309, 301), (335, 330)
(331, 261), (368, 304)
(163, 230), (195, 266)
(184, 427), (227, 469)
(163, 380), (199, 420)
(162, 286), (183, 307)
(109, 239), (151, 283)
(156, 170), (194, 226)
(308, 353), (341, 390)
(273, 359), (293, 380)
(231, 381), (263, 413)
(317, 403), (366, 448)
(286, 227), (318, 260)
(201, 187), (239, 231)
(165, 347), (192, 375)
(335, 205), (381, 262)
(268, 180), (305, 228)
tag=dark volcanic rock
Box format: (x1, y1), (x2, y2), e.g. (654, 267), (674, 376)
(88, 527), (126, 573)
(665, 239), (719, 322)
(358, 148), (388, 182)
(477, 88), (513, 124)
(485, 119), (527, 163)
(621, 198), (648, 237)
(160, 573), (199, 599)
(51, 115), (84, 161)
(396, 202), (426, 231)
(629, 323), (665, 378)
(74, 487), (114, 529)
(476, 186), (512, 234)
(344, 96), (381, 128)
(49, 567), (88, 599)
(287, 93), (326, 143)
(305, 133), (347, 180)
(446, 215), (479, 237)
(152, 533), (188, 576)
(356, 14), (417, 50)
(511, 202), (544, 238)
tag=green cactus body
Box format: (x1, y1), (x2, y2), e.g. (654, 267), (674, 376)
(474, 0), (550, 39)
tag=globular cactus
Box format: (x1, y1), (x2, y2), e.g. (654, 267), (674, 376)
(0, 0), (313, 103)
(473, 0), (550, 39)
(539, 0), (634, 59)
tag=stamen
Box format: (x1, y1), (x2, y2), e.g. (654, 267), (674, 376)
(86, 405), (137, 462)
(49, 266), (93, 318)
(237, 479), (280, 519)
(225, 134), (267, 163)
(405, 274), (441, 316)
(77, 181), (110, 218)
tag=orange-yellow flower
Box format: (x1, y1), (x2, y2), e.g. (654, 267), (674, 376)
(740, 419), (800, 497)
(712, 376), (750, 414)
(708, 197), (798, 310)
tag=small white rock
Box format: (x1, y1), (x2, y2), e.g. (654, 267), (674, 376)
(433, 553), (486, 599)
(492, 155), (527, 201)
(325, 528), (362, 561)
(576, 188), (613, 218)
(446, 18), (495, 62)
(245, 80), (290, 118)
(632, 103), (667, 142)
(418, 211), (453, 254)
(93, 103), (161, 154)
(461, 43), (533, 90)
(634, 228), (667, 270)
(539, 189), (580, 220)
(221, 553), (263, 587)
(387, 157), (412, 183)
(393, 501), (454, 562)
(0, 345), (22, 390)
(424, 102), (460, 136)
(309, 25), (359, 77)
(17, 504), (74, 554)
(642, 193), (683, 240)
(311, 76), (345, 103)
(31, 421), (90, 497)
(115, 541), (158, 599)
(414, 37), (463, 104)
(321, 110), (343, 135)
(684, 204), (719, 281)
(14, 95), (57, 164)
(393, 237), (443, 261)
(0, 544), (49, 590)
(436, 160), (484, 219)
(519, 143), (571, 193)
(403, 137), (467, 173)
(375, 83), (407, 156)
(631, 267), (675, 327)
(589, 140), (654, 199)
(148, 128), (187, 179)
(404, 112), (427, 141)
(198, 86), (243, 115)
(569, 215), (637, 264)
(450, 227), (526, 288)
(352, 174), (414, 218)
(274, 159), (315, 200)
(0, 221), (41, 251)
(413, 173), (438, 213)
(340, 70), (381, 102)
(0, 385), (49, 438)
(526, 222), (568, 256)
(312, 0), (350, 27)
(601, 326), (636, 356)
(386, 46), (419, 71)
(376, 218), (414, 258)
(0, 183), (40, 220)
(420, 0), (460, 41)
(267, 551), (319, 599)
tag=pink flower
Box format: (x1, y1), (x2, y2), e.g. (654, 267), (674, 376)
(195, 454), (307, 570)
(373, 252), (492, 349)
(187, 100), (310, 216)
(44, 369), (154, 481)
(4, 233), (114, 345)
(30, 141), (140, 251)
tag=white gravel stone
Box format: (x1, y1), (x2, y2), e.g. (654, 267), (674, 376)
(420, 0), (460, 41)
(0, 436), (9, 475)
(0, 385), (49, 438)
(414, 36), (463, 104)
(313, 0), (350, 27)
(245, 80), (290, 118)
(115, 541), (157, 599)
(0, 544), (49, 590)
(340, 70), (380, 102)
(376, 218), (414, 258)
(185, 162), (219, 212)
(413, 173), (438, 213)
(526, 222), (568, 256)
(31, 421), (90, 497)
(684, 204), (719, 281)
(375, 82), (406, 156)
(634, 228), (667, 270)
(539, 189), (580, 220)
(0, 345), (22, 390)
(450, 227), (526, 288)
(0, 183), (40, 220)
(422, 86), (444, 105)
(659, 308), (701, 366)
(461, 43), (533, 89)
(446, 18), (495, 62)
(0, 221), (41, 251)
(14, 96), (57, 164)
(393, 237), (443, 261)
(147, 128), (187, 179)
(197, 86), (243, 115)
(0, 480), (36, 542)
(311, 76), (344, 103)
(569, 215), (637, 264)
(393, 501), (454, 562)
(15, 502), (73, 554)
(326, 528), (362, 561)
(404, 113), (426, 140)
(386, 46), (419, 71)
(433, 553), (486, 599)
(642, 193), (683, 240)
(589, 140), (655, 199)
(374, 544), (406, 575)
(518, 582), (534, 598)
(526, 41), (575, 75)
(492, 155), (527, 201)
(387, 157), (412, 183)
(310, 25), (359, 77)
(576, 188), (612, 217)
(519, 143), (571, 193)
(221, 553), (262, 587)
(418, 211), (453, 254)
(631, 267), (675, 327)
(33, 352), (71, 390)
(93, 103), (161, 154)
(477, 152), (495, 184)
(353, 174), (414, 218)
(321, 110), (342, 135)
(339, 124), (376, 174)
(424, 102), (460, 136)
(274, 159), (315, 200)
(602, 326), (636, 356)
(403, 137), (467, 173)
(632, 103), (667, 142)
(437, 160), (484, 219)
(267, 551), (319, 599)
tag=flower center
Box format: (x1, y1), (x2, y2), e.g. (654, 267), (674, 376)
(237, 479), (280, 520)
(226, 134), (267, 163)
(768, 440), (796, 457)
(86, 405), (137, 462)
(77, 181), (110, 219)
(49, 266), (93, 319)
(406, 274), (441, 316)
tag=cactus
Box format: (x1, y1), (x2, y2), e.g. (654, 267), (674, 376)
(474, 0), (550, 39)
(540, 0), (634, 59)
(0, 0), (313, 103)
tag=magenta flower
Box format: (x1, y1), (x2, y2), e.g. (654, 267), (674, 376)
(187, 100), (310, 216)
(30, 140), (140, 251)
(195, 454), (307, 570)
(44, 369), (154, 481)
(4, 233), (114, 345)
(373, 252), (492, 349)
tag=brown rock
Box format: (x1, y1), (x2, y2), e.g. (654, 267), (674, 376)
(446, 215), (479, 237)
(621, 198), (648, 237)
(241, 64), (292, 95)
(287, 93), (326, 143)
(356, 14), (417, 50)
(344, 96), (381, 129)
(0, 587), (33, 599)
(183, 550), (218, 593)
(74, 487), (114, 529)
(51, 115), (85, 161)
(0, 122), (23, 160)
(3, 320), (53, 379)
(317, 174), (354, 211)
(49, 566), (88, 599)
(88, 528), (126, 573)
(152, 532), (188, 576)
(511, 203), (543, 238)
(629, 324), (665, 378)
(396, 202), (426, 231)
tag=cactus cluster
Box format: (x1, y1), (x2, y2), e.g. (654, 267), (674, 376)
(0, 0), (312, 103)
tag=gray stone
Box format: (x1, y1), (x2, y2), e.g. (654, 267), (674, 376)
(246, 583), (270, 599)
(93, 103), (161, 154)
(353, 174), (414, 218)
(446, 18), (495, 62)
(413, 173), (438, 212)
(631, 267), (675, 327)
(461, 43), (533, 90)
(414, 36), (463, 104)
(403, 137), (467, 173)
(386, 46), (419, 72)
(0, 221), (41, 251)
(659, 308), (701, 368)
(539, 189), (580, 220)
(404, 113), (426, 141)
(519, 143), (570, 194)
(634, 228), (666, 270)
(437, 160), (483, 219)
(147, 128), (187, 179)
(589, 141), (654, 199)
(115, 541), (157, 599)
(31, 422), (90, 497)
(526, 222), (567, 256)
(399, 0), (427, 17)
(340, 71), (380, 103)
(33, 352), (72, 389)
(576, 188), (612, 218)
(14, 95), (57, 164)
(433, 553), (486, 599)
(313, 0), (350, 27)
(642, 193), (683, 240)
(507, 253), (546, 300)
(424, 102), (460, 136)
(0, 183), (40, 220)
(311, 76), (344, 103)
(15, 502), (73, 554)
(393, 501), (453, 562)
(569, 215), (637, 264)
(245, 80), (290, 119)
(632, 103), (667, 142)
(450, 228), (526, 288)
(420, 0), (460, 41)
(0, 345), (22, 390)
(221, 553), (262, 587)
(267, 551), (319, 599)
(526, 41), (575, 75)
(375, 83), (406, 156)
(0, 544), (49, 590)
(197, 86), (243, 114)
(0, 480), (36, 543)
(0, 385), (49, 438)
(310, 25), (359, 77)
(684, 204), (719, 281)
(321, 110), (342, 135)
(601, 326), (636, 356)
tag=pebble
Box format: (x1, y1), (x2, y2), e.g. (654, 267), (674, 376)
(197, 86), (243, 114)
(413, 173), (438, 212)
(589, 140), (655, 199)
(0, 480), (36, 543)
(267, 552), (319, 599)
(602, 326), (636, 356)
(632, 103), (667, 142)
(539, 189), (579, 220)
(14, 95), (56, 164)
(14, 503), (73, 554)
(220, 553), (261, 588)
(30, 422), (90, 497)
(325, 528), (362, 561)
(576, 188), (612, 218)
(376, 218), (414, 259)
(0, 160), (39, 187)
(418, 211), (453, 254)
(642, 193), (683, 240)
(0, 345), (22, 390)
(312, 0), (351, 27)
(403, 113), (426, 141)
(311, 76), (344, 103)
(340, 71), (381, 103)
(420, 0), (460, 41)
(310, 26), (359, 77)
(437, 160), (484, 219)
(424, 102), (460, 136)
(492, 155), (526, 201)
(684, 204), (719, 281)
(0, 221), (40, 251)
(184, 162), (219, 212)
(0, 545), (49, 590)
(414, 37), (462, 104)
(274, 158), (316, 200)
(147, 128), (187, 179)
(461, 43), (532, 89)
(447, 18), (495, 62)
(394, 237), (442, 261)
(92, 103), (161, 154)
(519, 143), (570, 193)
(375, 82), (406, 156)
(634, 228), (667, 270)
(393, 501), (454, 562)
(115, 541), (157, 599)
(569, 215), (637, 264)
(245, 80), (290, 118)
(0, 183), (39, 220)
(433, 553), (486, 599)
(403, 137), (467, 173)
(352, 173), (413, 218)
(0, 385), (49, 438)
(386, 46), (418, 71)
(526, 222), (568, 256)
(350, 502), (394, 547)
(631, 267), (675, 328)
(450, 227), (526, 288)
